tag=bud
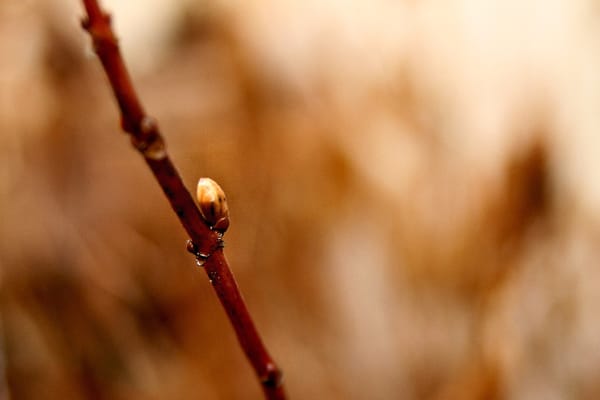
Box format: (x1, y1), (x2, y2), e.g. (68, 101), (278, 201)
(196, 177), (230, 233)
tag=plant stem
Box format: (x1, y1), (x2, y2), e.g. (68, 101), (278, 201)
(80, 2), (286, 398)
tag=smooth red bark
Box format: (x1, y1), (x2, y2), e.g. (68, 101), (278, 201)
(80, 2), (286, 398)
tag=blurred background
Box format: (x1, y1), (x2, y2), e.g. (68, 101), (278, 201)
(2, 0), (600, 399)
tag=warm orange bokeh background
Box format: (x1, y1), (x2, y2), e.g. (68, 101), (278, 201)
(2, 1), (600, 399)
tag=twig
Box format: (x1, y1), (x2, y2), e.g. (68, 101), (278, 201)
(79, 1), (286, 398)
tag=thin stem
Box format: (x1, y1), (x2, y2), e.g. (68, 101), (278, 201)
(80, 2), (286, 398)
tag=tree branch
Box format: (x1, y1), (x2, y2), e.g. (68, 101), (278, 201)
(80, 2), (286, 398)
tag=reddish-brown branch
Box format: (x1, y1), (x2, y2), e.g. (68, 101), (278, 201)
(80, 2), (286, 399)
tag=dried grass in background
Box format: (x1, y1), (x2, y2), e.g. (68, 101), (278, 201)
(2, 1), (600, 399)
